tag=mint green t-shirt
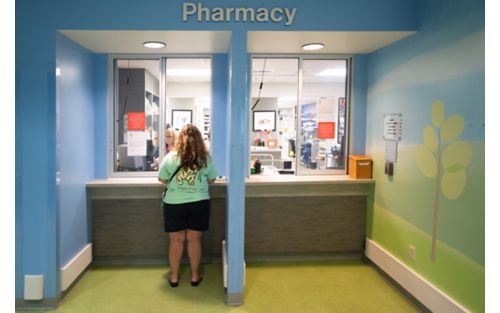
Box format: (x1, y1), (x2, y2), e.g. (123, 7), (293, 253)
(158, 152), (217, 204)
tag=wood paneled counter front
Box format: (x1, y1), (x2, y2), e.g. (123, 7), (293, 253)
(86, 176), (374, 263)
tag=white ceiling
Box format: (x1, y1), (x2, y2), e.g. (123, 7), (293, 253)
(59, 30), (232, 54)
(248, 31), (415, 54)
(61, 30), (415, 83)
(60, 30), (415, 55)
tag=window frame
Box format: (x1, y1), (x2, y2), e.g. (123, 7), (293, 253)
(107, 54), (213, 178)
(249, 54), (353, 176)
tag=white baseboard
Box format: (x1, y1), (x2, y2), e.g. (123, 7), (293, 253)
(60, 243), (92, 291)
(222, 240), (245, 289)
(365, 239), (469, 313)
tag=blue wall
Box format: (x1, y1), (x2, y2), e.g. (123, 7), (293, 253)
(365, 0), (484, 311)
(352, 55), (368, 155)
(16, 15), (58, 298)
(56, 33), (96, 267)
(225, 31), (249, 299)
(93, 54), (108, 179)
(16, 0), (420, 303)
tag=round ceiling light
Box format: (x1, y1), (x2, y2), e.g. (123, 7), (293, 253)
(143, 41), (166, 49)
(301, 43), (325, 51)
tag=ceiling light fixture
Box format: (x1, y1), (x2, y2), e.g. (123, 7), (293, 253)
(302, 43), (325, 51)
(143, 41), (166, 49)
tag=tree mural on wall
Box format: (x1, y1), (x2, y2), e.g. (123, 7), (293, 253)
(415, 100), (471, 261)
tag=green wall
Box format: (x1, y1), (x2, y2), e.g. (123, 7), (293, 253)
(365, 0), (484, 312)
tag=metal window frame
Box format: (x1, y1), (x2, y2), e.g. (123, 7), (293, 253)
(249, 54), (353, 176)
(107, 54), (213, 178)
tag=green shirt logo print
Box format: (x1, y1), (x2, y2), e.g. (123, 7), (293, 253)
(176, 168), (197, 185)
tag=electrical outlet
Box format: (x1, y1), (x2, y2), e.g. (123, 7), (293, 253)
(408, 245), (416, 261)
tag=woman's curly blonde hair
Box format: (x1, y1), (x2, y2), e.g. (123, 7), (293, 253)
(175, 124), (208, 170)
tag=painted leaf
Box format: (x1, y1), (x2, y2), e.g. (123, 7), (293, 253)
(441, 170), (466, 200)
(431, 100), (445, 128)
(423, 126), (438, 152)
(415, 145), (437, 178)
(442, 141), (472, 170)
(441, 115), (464, 142)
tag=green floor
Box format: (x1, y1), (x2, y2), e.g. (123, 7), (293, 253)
(29, 261), (420, 313)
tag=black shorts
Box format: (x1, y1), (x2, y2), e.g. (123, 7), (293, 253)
(163, 199), (210, 232)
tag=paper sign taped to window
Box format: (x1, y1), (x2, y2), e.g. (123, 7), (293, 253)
(318, 122), (335, 139)
(128, 112), (146, 131)
(127, 131), (147, 156)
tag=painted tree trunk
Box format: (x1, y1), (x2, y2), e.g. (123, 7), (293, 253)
(431, 136), (442, 261)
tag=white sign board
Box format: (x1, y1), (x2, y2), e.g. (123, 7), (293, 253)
(385, 140), (398, 163)
(127, 131), (147, 156)
(383, 113), (402, 141)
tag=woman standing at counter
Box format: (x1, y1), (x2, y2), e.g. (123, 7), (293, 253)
(164, 127), (176, 154)
(152, 127), (176, 170)
(158, 124), (217, 287)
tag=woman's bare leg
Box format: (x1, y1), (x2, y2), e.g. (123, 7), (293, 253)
(168, 230), (186, 282)
(186, 229), (203, 281)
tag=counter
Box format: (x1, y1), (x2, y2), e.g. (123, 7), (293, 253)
(87, 175), (373, 263)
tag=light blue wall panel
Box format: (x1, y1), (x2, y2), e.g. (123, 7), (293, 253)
(363, 2), (484, 310)
(93, 54), (108, 179)
(27, 0), (419, 31)
(365, 0), (484, 270)
(351, 55), (368, 155)
(16, 25), (59, 298)
(225, 30), (248, 301)
(56, 33), (95, 266)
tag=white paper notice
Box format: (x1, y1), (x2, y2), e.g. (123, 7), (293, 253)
(383, 113), (402, 141)
(385, 140), (398, 163)
(127, 131), (147, 156)
(317, 97), (335, 121)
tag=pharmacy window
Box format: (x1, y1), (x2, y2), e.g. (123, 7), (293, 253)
(111, 57), (212, 176)
(250, 56), (350, 176)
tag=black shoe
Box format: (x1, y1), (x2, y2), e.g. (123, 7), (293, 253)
(168, 276), (179, 288)
(191, 275), (203, 287)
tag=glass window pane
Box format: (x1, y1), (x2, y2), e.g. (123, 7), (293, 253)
(250, 58), (299, 175)
(113, 59), (160, 173)
(299, 59), (348, 173)
(165, 58), (211, 152)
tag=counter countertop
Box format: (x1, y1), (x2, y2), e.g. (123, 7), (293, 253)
(246, 174), (373, 185)
(86, 175), (373, 187)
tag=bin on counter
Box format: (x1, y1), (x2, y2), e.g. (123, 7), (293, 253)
(348, 155), (373, 179)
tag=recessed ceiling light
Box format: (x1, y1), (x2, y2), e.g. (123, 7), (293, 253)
(143, 41), (166, 49)
(302, 43), (325, 51)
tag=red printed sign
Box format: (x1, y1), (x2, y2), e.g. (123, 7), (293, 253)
(317, 122), (335, 139)
(128, 112), (146, 131)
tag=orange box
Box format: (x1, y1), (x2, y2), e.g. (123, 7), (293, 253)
(348, 155), (373, 179)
